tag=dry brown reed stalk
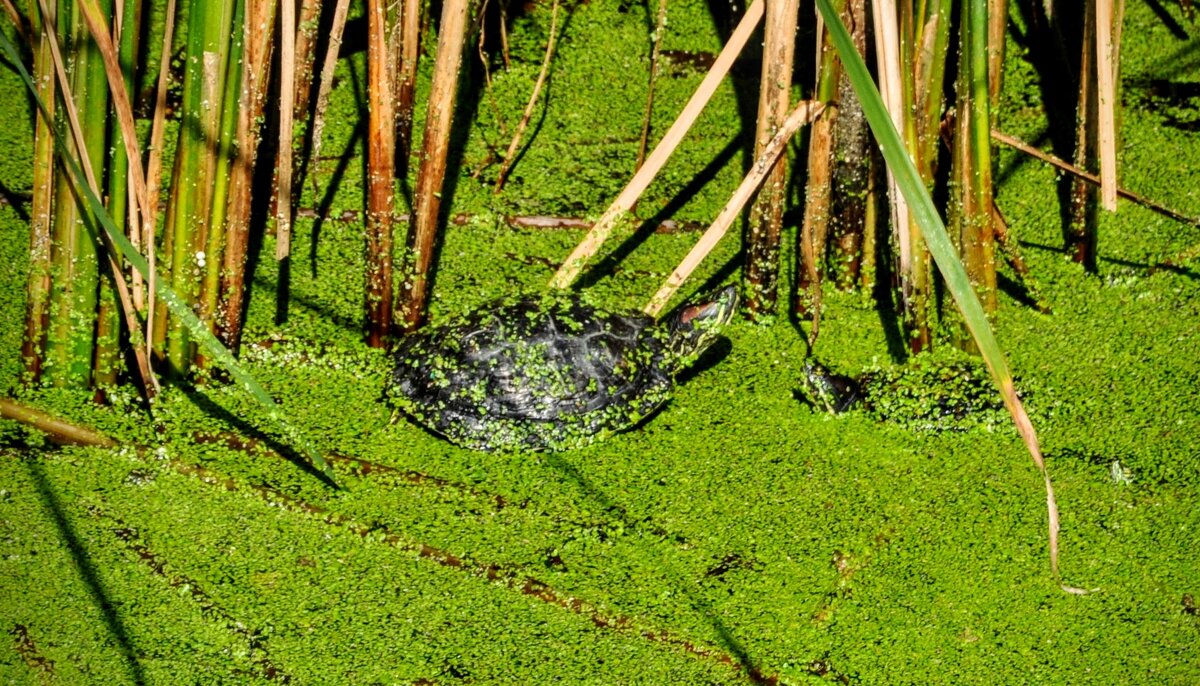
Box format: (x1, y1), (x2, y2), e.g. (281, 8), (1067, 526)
(549, 0), (764, 289)
(645, 100), (824, 317)
(400, 0), (472, 331)
(75, 0), (153, 254)
(743, 0), (799, 319)
(829, 0), (871, 285)
(219, 0), (277, 352)
(275, 0), (296, 261)
(636, 0), (669, 171)
(291, 0), (322, 120)
(992, 129), (1197, 226)
(493, 0), (561, 194)
(393, 0), (423, 161)
(34, 0), (157, 396)
(1095, 0), (1119, 211)
(796, 0), (848, 331)
(365, 0), (397, 347)
(870, 0), (911, 279)
(308, 0), (352, 184)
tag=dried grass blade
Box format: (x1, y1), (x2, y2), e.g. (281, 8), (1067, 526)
(493, 0), (560, 193)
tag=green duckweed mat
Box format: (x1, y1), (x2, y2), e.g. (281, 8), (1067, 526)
(2, 1), (1199, 683)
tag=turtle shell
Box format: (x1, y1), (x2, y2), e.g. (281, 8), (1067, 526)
(388, 295), (675, 451)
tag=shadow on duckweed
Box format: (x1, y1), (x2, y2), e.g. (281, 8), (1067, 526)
(22, 457), (146, 685)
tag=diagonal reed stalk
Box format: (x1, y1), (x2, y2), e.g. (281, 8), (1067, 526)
(815, 0), (1088, 593)
(549, 0), (764, 289)
(308, 0), (352, 187)
(1, 28), (339, 488)
(493, 0), (560, 194)
(645, 101), (824, 316)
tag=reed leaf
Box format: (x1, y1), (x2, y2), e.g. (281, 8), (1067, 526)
(0, 29), (339, 488)
(814, 0), (1087, 593)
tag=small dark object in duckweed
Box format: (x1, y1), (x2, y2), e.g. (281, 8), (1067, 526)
(798, 355), (1006, 432)
(388, 286), (739, 451)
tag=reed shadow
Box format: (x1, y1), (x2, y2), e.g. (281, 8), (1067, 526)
(178, 385), (339, 489)
(539, 449), (773, 683)
(23, 456), (147, 685)
(0, 180), (31, 222)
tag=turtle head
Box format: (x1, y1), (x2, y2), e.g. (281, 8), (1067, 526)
(664, 285), (739, 367)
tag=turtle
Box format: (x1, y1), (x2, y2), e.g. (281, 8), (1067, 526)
(797, 355), (1007, 432)
(387, 285), (739, 451)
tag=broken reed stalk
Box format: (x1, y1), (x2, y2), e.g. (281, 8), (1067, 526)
(219, 0), (277, 353)
(991, 129), (1199, 227)
(743, 0), (799, 319)
(1094, 0), (1118, 211)
(549, 0), (764, 289)
(645, 100), (823, 316)
(22, 0), (56, 381)
(401, 0), (472, 331)
(364, 0), (397, 347)
(394, 0), (422, 162)
(308, 0), (352, 185)
(493, 0), (560, 194)
(636, 0), (669, 171)
(274, 0), (295, 261)
(0, 397), (117, 447)
(291, 0), (322, 121)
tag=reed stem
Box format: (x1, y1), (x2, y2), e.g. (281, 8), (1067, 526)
(401, 0), (472, 331)
(743, 0), (799, 319)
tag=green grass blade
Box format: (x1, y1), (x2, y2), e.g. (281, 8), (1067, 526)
(0, 29), (339, 489)
(813, 0), (1086, 592)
